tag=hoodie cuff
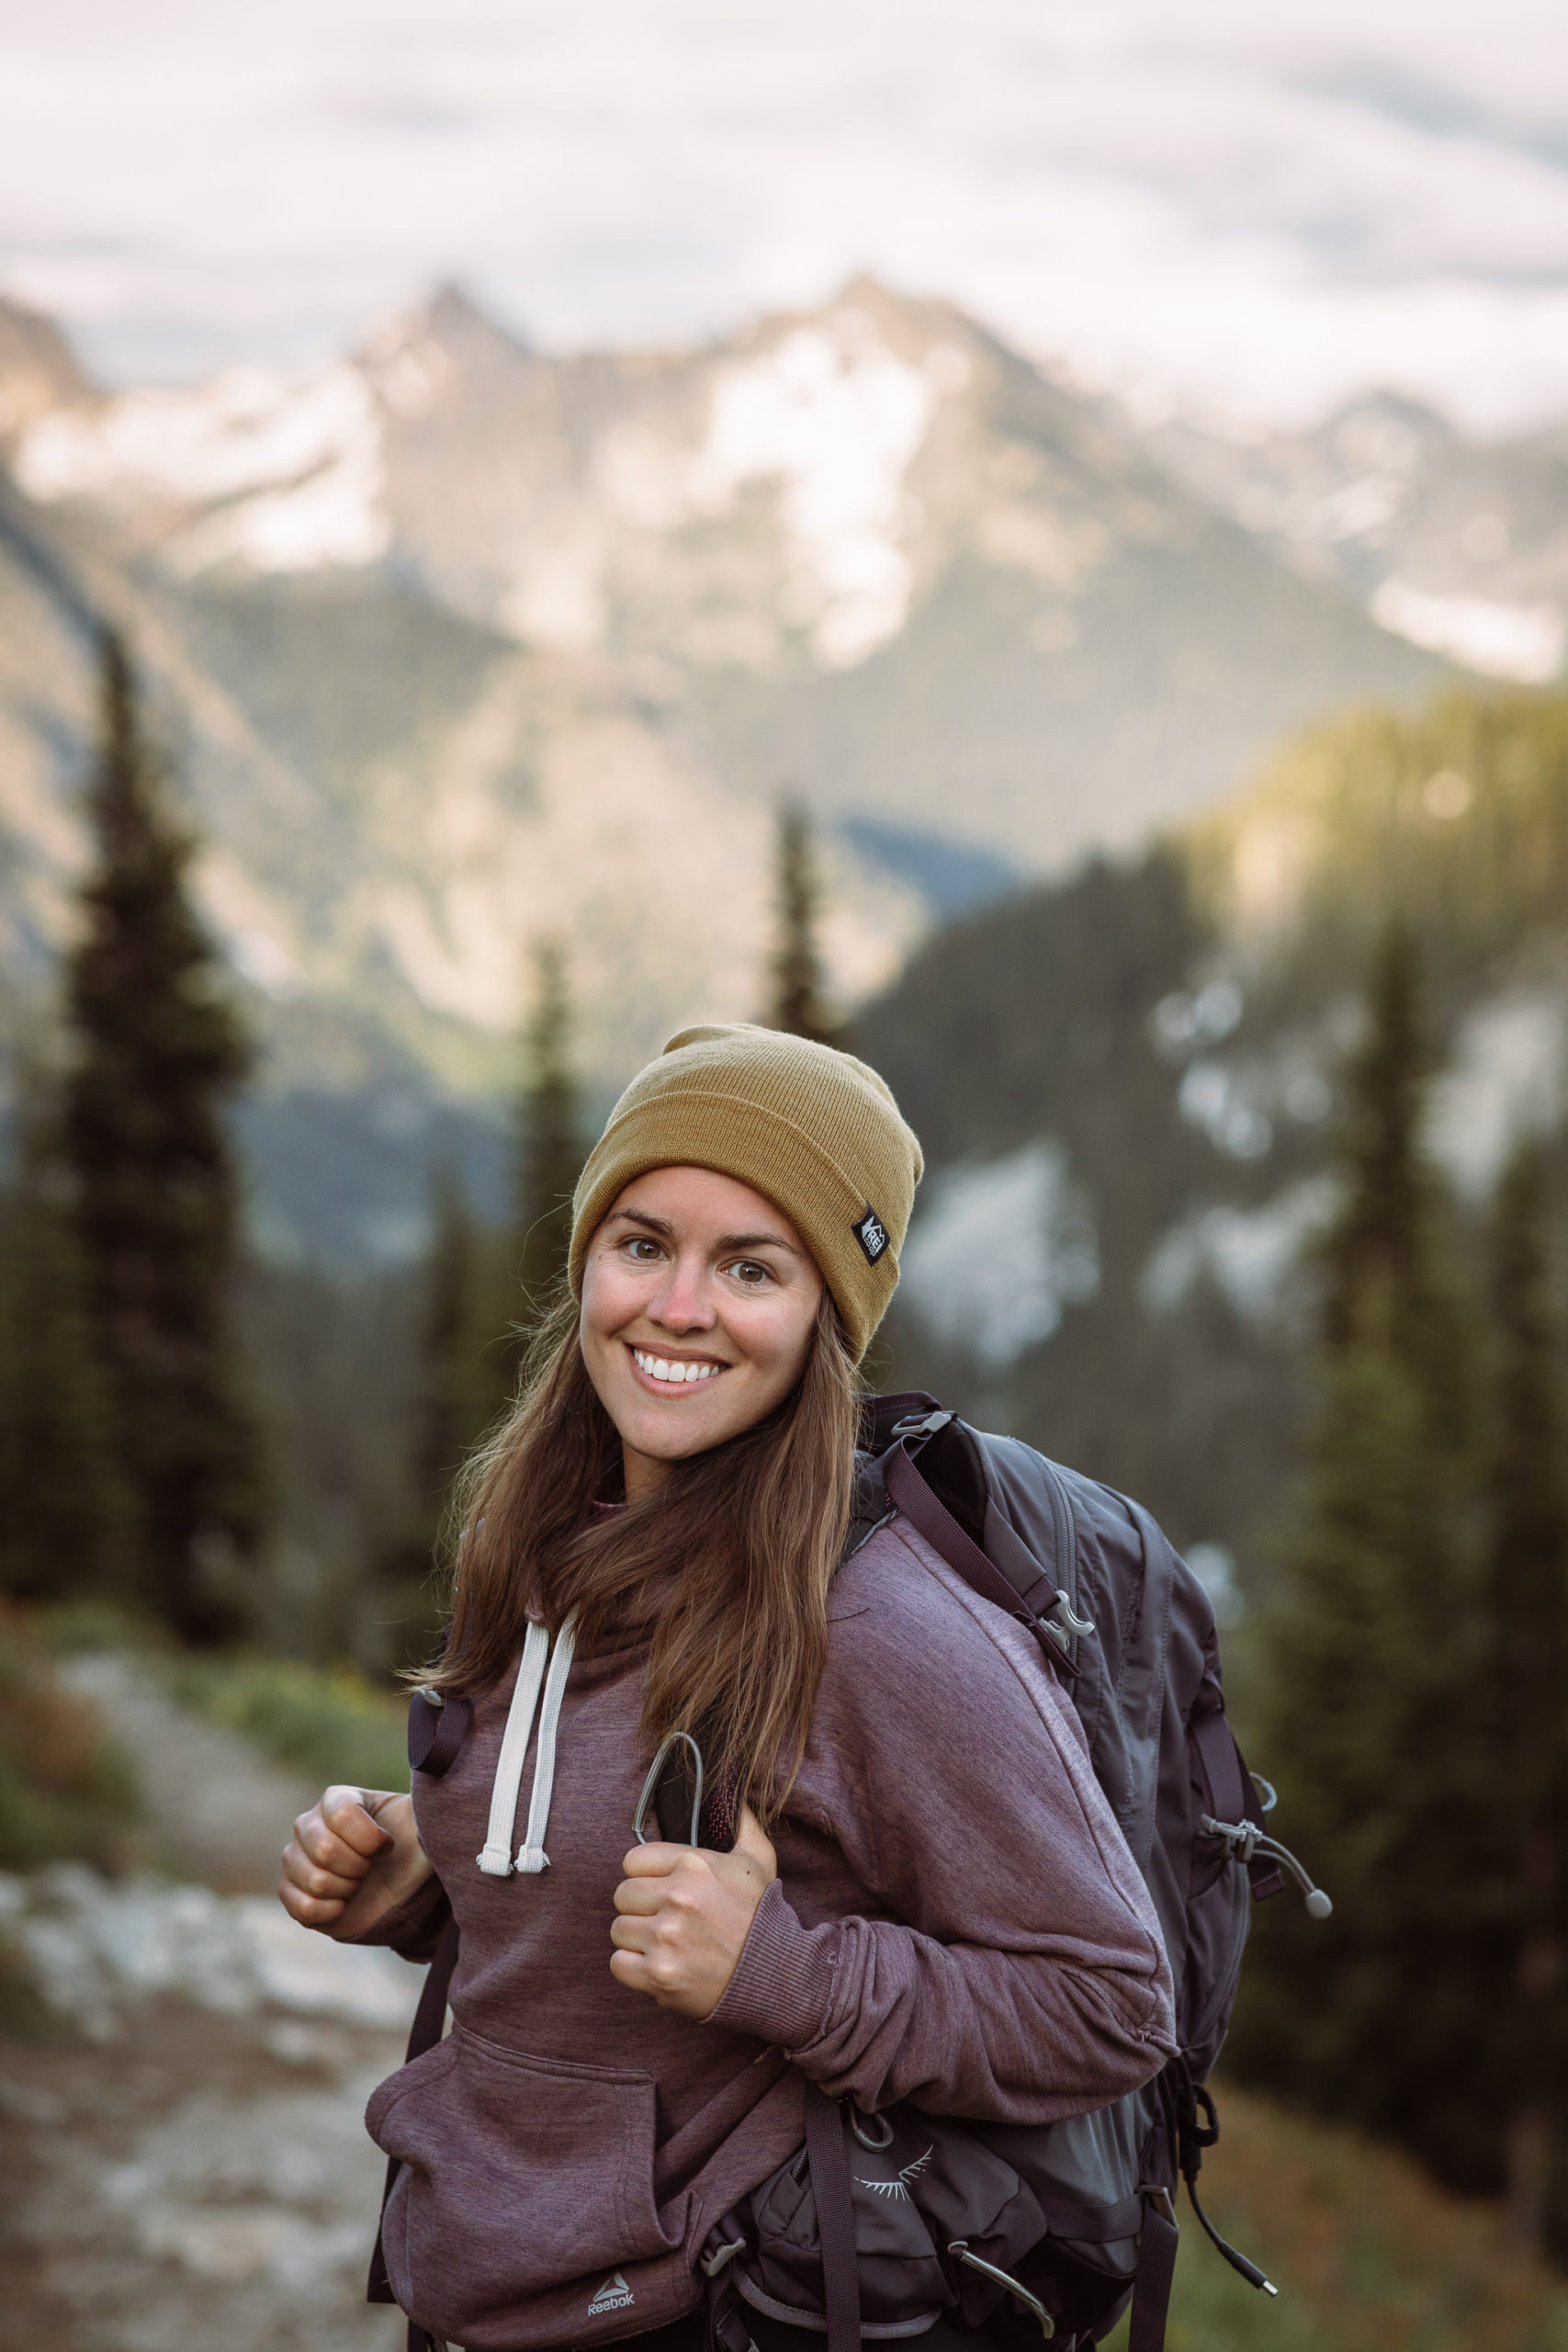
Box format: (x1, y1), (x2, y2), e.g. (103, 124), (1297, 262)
(337, 1872), (449, 1962)
(706, 1878), (840, 2048)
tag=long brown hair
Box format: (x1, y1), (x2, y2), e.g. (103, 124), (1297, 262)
(419, 1284), (858, 1821)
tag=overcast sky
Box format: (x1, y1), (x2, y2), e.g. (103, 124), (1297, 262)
(3, 0), (1567, 432)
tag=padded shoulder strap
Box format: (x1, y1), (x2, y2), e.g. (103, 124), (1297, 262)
(882, 1433), (1081, 1681)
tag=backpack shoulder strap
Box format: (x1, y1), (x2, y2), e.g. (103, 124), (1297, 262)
(876, 1408), (1083, 1680)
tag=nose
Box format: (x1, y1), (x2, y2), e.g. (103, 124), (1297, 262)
(649, 1251), (716, 1333)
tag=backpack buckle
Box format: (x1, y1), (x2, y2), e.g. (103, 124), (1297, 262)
(1043, 1589), (1096, 1640)
(890, 1409), (953, 1442)
(1137, 2183), (1179, 2228)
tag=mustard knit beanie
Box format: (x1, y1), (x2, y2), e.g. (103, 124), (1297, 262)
(569, 1024), (923, 1363)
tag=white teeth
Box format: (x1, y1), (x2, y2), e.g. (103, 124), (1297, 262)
(633, 1348), (718, 1385)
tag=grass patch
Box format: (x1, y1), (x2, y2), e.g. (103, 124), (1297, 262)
(170, 1656), (410, 1794)
(0, 1609), (139, 1876)
(1100, 2082), (1568, 2352)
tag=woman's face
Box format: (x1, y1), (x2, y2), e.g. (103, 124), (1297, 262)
(580, 1164), (827, 1499)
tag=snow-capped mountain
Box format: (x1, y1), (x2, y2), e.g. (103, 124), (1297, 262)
(0, 277), (1463, 1260)
(1151, 394), (1568, 685)
(4, 279), (1443, 869)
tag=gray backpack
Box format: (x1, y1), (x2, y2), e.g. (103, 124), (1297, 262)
(694, 1394), (1330, 2352)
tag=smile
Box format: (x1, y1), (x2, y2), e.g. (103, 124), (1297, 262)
(629, 1347), (726, 1388)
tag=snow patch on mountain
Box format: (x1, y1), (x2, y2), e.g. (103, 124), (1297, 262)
(17, 364), (388, 574)
(901, 1143), (1100, 1366)
(1427, 991), (1568, 1195)
(691, 322), (938, 667)
(1371, 579), (1564, 684)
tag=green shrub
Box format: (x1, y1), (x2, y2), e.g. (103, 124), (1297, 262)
(0, 1611), (139, 1873)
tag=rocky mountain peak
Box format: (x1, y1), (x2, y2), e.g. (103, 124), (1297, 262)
(355, 279), (532, 415)
(0, 297), (95, 439)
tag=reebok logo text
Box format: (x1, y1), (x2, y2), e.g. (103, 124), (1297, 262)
(588, 2272), (635, 2314)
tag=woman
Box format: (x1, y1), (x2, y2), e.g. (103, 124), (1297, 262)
(279, 1023), (1175, 2352)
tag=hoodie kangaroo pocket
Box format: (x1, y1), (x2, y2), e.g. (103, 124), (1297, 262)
(367, 2021), (676, 2331)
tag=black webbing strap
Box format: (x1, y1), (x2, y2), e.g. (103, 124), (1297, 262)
(882, 1442), (1079, 1679)
(805, 2082), (862, 2352)
(1189, 1702), (1283, 1901)
(407, 1690), (472, 1778)
(1126, 2195), (1179, 2352)
(367, 1909), (459, 2344)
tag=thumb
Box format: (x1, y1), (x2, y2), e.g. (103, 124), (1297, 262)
(732, 1801), (778, 1883)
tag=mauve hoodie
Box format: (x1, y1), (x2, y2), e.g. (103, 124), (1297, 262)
(357, 1510), (1177, 2352)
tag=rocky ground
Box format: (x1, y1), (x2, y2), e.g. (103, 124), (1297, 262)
(0, 1659), (414, 2350)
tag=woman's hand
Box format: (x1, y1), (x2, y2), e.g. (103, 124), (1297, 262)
(278, 1785), (433, 1941)
(610, 1804), (777, 2018)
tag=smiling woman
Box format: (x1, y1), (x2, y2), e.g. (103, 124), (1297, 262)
(276, 1022), (1177, 2352)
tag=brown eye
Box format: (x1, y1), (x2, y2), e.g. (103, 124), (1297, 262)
(729, 1260), (771, 1286)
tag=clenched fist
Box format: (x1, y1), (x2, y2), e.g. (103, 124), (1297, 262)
(610, 1804), (777, 2018)
(278, 1784), (434, 1940)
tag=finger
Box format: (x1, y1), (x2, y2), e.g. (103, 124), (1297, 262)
(277, 1874), (345, 1928)
(612, 1876), (667, 1917)
(609, 1947), (660, 1996)
(320, 1785), (395, 1858)
(294, 1814), (377, 1883)
(281, 1834), (363, 1903)
(620, 1841), (683, 1879)
(610, 1914), (656, 1952)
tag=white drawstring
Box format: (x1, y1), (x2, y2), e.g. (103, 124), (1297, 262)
(515, 1616), (577, 1872)
(474, 1615), (578, 1878)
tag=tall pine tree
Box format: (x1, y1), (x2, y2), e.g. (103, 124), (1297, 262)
(62, 632), (267, 1644)
(1233, 926), (1492, 2190)
(768, 801), (835, 1043)
(0, 1063), (129, 1601)
(514, 937), (581, 1329)
(1486, 1141), (1568, 2249)
(373, 1165), (496, 1666)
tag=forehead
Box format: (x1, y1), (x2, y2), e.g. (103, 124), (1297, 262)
(608, 1164), (803, 1249)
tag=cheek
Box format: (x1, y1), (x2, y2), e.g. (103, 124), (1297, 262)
(737, 1294), (821, 1393)
(580, 1257), (639, 1346)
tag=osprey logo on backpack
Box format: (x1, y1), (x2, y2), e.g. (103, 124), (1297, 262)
(587, 2271), (635, 2314)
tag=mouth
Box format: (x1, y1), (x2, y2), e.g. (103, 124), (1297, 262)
(627, 1343), (728, 1393)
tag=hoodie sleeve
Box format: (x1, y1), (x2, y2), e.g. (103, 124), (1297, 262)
(706, 1521), (1176, 2120)
(335, 1871), (451, 1962)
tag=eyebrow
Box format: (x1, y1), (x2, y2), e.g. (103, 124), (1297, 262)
(607, 1208), (802, 1257)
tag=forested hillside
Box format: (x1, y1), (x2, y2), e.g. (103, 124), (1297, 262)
(855, 685), (1568, 1581)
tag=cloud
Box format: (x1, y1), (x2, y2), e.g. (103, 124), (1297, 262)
(3, 0), (1568, 428)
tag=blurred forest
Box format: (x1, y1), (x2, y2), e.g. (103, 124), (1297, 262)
(6, 635), (1568, 2267)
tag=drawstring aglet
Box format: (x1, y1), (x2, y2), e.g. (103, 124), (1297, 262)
(476, 1842), (514, 1876)
(514, 1845), (551, 1873)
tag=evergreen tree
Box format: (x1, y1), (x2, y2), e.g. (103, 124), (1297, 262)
(417, 1167), (501, 1510)
(372, 1166), (496, 1664)
(1234, 926), (1492, 2189)
(1486, 1142), (1568, 2249)
(514, 938), (581, 1327)
(768, 801), (835, 1042)
(0, 1065), (128, 1601)
(62, 632), (267, 1644)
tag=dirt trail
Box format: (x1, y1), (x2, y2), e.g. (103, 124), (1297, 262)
(1, 1657), (412, 2351)
(60, 1653), (321, 1891)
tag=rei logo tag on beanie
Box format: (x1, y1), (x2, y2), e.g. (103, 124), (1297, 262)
(853, 1204), (891, 1266)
